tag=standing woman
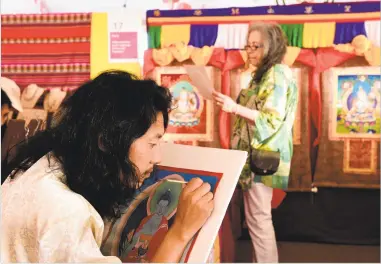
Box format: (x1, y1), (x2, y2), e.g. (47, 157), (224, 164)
(213, 22), (298, 263)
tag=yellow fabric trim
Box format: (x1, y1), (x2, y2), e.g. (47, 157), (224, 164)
(334, 35), (380, 66)
(191, 46), (214, 65)
(151, 44), (214, 66)
(160, 25), (191, 48)
(147, 12), (380, 24)
(90, 13), (141, 78)
(152, 47), (174, 66)
(283, 47), (301, 66)
(364, 46), (380, 66)
(303, 22), (336, 48)
(352, 35), (372, 55)
(169, 42), (194, 62)
(334, 43), (355, 53)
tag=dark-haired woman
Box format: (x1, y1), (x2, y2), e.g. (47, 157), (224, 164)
(213, 22), (298, 263)
(1, 71), (214, 263)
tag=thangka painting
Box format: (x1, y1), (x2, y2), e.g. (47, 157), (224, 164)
(101, 165), (222, 263)
(238, 67), (302, 144)
(155, 67), (214, 141)
(328, 67), (380, 140)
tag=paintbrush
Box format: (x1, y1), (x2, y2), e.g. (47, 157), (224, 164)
(164, 179), (188, 184)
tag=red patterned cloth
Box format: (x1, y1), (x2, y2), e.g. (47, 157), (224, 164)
(1, 13), (91, 91)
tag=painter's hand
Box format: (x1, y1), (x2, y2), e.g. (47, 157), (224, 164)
(171, 178), (214, 243)
(213, 90), (238, 113)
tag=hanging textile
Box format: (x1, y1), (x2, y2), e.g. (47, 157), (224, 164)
(148, 26), (162, 49)
(334, 22), (367, 44)
(365, 20), (381, 46)
(214, 24), (248, 49)
(189, 24), (218, 48)
(280, 24), (304, 48)
(161, 25), (191, 48)
(1, 14), (91, 91)
(303, 22), (336, 48)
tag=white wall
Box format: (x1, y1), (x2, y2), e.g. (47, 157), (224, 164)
(3, 0), (374, 15)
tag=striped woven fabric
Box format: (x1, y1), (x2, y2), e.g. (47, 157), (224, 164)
(1, 13), (91, 91)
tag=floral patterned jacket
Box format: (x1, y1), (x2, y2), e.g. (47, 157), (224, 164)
(232, 64), (298, 190)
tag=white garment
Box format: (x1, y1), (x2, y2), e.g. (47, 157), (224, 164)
(243, 181), (278, 263)
(1, 156), (121, 263)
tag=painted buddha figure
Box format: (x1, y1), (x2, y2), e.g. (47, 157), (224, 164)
(171, 88), (198, 121)
(123, 190), (172, 262)
(345, 75), (377, 133)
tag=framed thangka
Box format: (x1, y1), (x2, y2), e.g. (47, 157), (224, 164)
(155, 67), (214, 141)
(328, 67), (380, 140)
(238, 67), (302, 144)
(101, 143), (247, 262)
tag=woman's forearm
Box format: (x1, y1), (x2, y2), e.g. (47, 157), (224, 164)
(234, 104), (259, 124)
(150, 224), (190, 263)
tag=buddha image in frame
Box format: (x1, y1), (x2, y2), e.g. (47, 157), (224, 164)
(169, 79), (204, 127)
(155, 67), (214, 141)
(104, 166), (221, 263)
(334, 74), (380, 138)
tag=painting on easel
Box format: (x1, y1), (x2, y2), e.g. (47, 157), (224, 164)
(328, 67), (380, 140)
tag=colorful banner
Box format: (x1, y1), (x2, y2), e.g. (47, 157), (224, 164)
(146, 2), (380, 50)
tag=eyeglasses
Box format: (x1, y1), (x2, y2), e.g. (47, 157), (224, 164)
(244, 43), (264, 51)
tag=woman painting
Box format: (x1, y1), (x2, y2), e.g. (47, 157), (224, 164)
(213, 22), (298, 263)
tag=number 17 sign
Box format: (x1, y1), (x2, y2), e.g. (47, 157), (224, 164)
(108, 13), (140, 63)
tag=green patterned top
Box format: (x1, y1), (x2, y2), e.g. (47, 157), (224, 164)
(232, 64), (298, 190)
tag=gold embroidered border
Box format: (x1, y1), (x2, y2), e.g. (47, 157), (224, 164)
(2, 37), (90, 44)
(2, 64), (90, 74)
(1, 13), (91, 25)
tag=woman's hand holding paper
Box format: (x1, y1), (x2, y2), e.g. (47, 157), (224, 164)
(212, 90), (238, 114)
